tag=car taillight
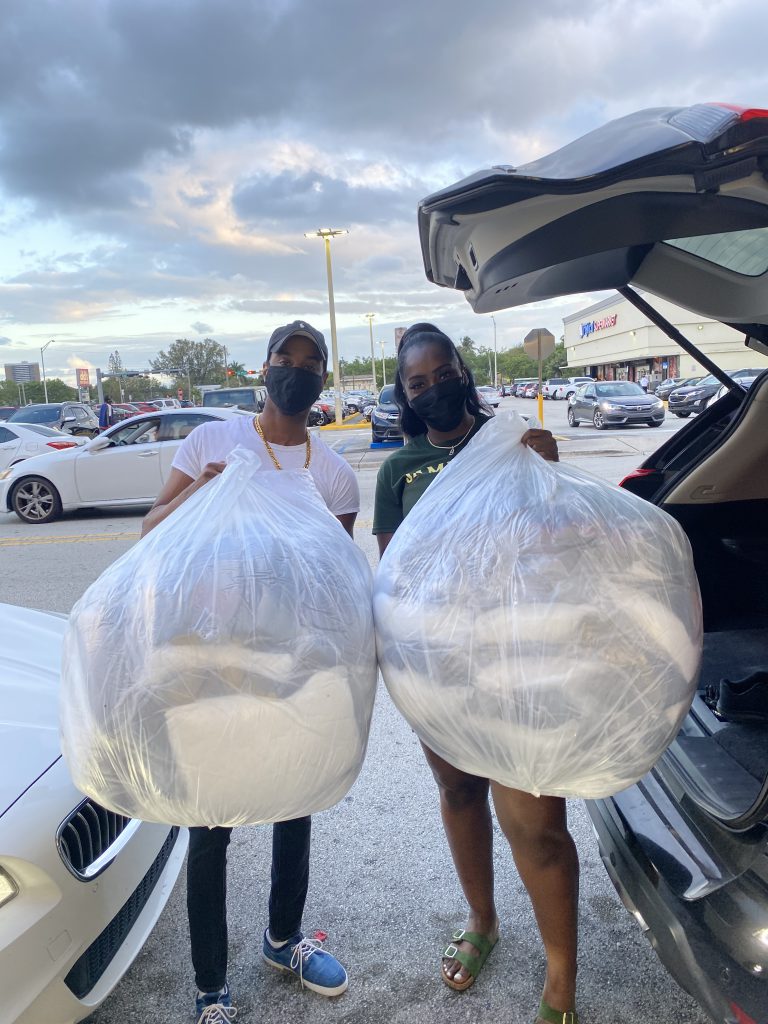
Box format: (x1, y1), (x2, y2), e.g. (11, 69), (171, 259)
(729, 1002), (758, 1024)
(618, 467), (657, 489)
(710, 103), (768, 122)
(47, 441), (78, 450)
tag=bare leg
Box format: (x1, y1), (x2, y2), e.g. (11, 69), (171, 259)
(491, 783), (579, 1016)
(422, 744), (499, 986)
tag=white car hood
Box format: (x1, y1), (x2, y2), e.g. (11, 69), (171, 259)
(0, 604), (67, 817)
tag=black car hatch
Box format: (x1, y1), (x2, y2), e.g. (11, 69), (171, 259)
(418, 104), (768, 342)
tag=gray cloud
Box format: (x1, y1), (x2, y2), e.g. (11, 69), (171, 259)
(233, 171), (420, 227)
(191, 321), (215, 334)
(0, 336), (12, 345)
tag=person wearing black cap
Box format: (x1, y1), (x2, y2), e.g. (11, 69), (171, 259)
(142, 321), (357, 1021)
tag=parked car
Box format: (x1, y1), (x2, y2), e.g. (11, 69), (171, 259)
(148, 398), (182, 410)
(0, 422), (85, 471)
(416, 102), (768, 1024)
(307, 404), (325, 426)
(654, 376), (702, 401)
(704, 369), (766, 409)
(343, 390), (375, 413)
(0, 603), (188, 1022)
(371, 384), (402, 443)
(522, 381), (539, 399)
(477, 385), (501, 408)
(668, 368), (764, 418)
(567, 380), (665, 428)
(7, 402), (100, 437)
(0, 406), (18, 421)
(552, 376), (596, 400)
(542, 377), (570, 399)
(0, 407), (251, 524)
(513, 378), (537, 396)
(201, 387), (265, 413)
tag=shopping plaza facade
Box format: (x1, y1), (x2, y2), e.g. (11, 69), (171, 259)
(563, 292), (768, 384)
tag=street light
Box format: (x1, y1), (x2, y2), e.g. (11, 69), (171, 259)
(40, 339), (55, 403)
(305, 228), (348, 423)
(379, 340), (387, 386)
(364, 313), (376, 390)
(493, 313), (499, 385)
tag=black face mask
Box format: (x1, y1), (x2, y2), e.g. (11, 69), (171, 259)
(265, 365), (324, 415)
(409, 376), (468, 432)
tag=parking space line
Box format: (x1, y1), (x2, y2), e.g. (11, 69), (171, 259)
(0, 532), (141, 548)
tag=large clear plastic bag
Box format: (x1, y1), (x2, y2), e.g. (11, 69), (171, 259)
(374, 412), (702, 799)
(61, 448), (377, 827)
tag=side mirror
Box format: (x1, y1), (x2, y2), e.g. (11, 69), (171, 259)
(86, 435), (112, 451)
(62, 415), (77, 424)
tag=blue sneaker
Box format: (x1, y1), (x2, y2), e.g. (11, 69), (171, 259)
(194, 983), (236, 1023)
(261, 930), (348, 996)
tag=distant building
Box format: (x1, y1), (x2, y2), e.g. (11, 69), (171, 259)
(4, 361), (41, 383)
(563, 293), (768, 384)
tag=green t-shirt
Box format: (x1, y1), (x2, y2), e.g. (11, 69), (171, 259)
(372, 417), (487, 535)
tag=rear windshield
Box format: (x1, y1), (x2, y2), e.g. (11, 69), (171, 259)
(378, 385), (396, 404)
(203, 389), (256, 407)
(595, 382), (644, 397)
(8, 405), (59, 423)
(665, 227), (768, 277)
(547, 378), (569, 385)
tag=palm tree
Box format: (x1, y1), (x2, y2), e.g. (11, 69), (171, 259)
(226, 360), (246, 383)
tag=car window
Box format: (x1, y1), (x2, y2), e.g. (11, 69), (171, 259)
(378, 386), (396, 404)
(108, 417), (162, 446)
(596, 382), (644, 397)
(74, 406), (91, 422)
(8, 405), (60, 423)
(158, 413), (216, 442)
(15, 423), (62, 437)
(664, 226), (768, 277)
(583, 385), (595, 399)
(0, 426), (17, 444)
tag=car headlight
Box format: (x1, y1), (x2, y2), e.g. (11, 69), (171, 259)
(600, 401), (618, 410)
(653, 398), (664, 406)
(0, 866), (18, 909)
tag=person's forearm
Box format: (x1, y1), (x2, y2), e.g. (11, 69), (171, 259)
(141, 476), (209, 537)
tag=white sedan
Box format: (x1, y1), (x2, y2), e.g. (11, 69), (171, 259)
(0, 604), (188, 1023)
(477, 386), (501, 408)
(0, 423), (85, 472)
(0, 407), (249, 524)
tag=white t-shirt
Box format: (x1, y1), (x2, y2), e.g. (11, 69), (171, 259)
(172, 415), (360, 517)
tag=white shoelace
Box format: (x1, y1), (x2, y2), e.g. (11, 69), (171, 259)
(197, 1002), (237, 1024)
(289, 936), (323, 988)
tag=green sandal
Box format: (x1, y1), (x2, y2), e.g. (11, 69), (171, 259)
(536, 998), (579, 1024)
(441, 928), (498, 991)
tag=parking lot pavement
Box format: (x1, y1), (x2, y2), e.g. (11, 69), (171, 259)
(2, 406), (709, 1024)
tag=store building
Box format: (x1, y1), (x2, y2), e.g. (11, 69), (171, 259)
(563, 293), (768, 385)
(4, 361), (41, 383)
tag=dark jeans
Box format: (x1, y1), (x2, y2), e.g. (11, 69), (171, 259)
(186, 817), (311, 992)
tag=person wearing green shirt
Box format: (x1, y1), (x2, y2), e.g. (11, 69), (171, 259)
(373, 324), (579, 1024)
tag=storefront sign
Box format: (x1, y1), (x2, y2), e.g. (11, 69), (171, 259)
(580, 313), (618, 338)
(76, 367), (91, 388)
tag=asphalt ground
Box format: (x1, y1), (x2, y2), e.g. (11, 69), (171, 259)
(0, 397), (709, 1023)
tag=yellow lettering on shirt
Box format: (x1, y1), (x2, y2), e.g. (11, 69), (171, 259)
(405, 463), (445, 485)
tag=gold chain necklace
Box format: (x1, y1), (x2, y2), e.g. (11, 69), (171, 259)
(426, 421), (475, 457)
(253, 415), (311, 470)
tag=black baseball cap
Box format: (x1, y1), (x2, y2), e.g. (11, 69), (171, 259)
(266, 321), (328, 367)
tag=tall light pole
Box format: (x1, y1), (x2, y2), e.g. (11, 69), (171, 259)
(490, 316), (498, 385)
(364, 313), (376, 390)
(305, 228), (348, 423)
(379, 340), (387, 386)
(40, 339), (55, 403)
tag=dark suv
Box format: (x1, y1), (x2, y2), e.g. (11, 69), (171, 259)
(417, 103), (768, 1024)
(370, 385), (402, 443)
(8, 402), (99, 437)
(669, 369), (766, 417)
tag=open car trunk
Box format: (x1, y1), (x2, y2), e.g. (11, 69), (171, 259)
(417, 103), (768, 831)
(652, 370), (768, 830)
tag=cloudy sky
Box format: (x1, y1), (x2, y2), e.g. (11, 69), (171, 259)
(1, 0), (767, 384)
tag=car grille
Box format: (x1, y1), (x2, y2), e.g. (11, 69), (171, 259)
(58, 799), (133, 879)
(64, 826), (179, 999)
